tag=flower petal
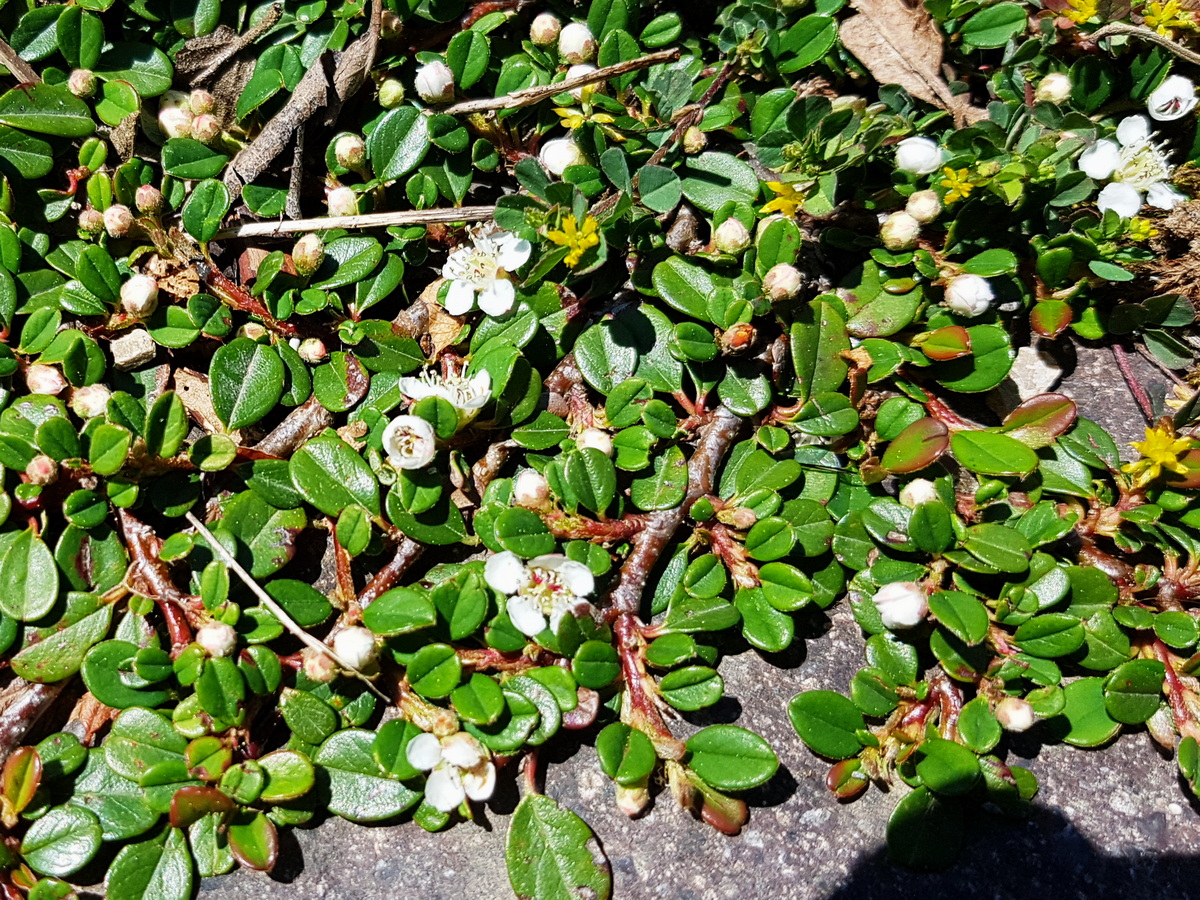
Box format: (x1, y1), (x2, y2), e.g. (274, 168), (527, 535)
(549, 597), (595, 634)
(1116, 115), (1151, 148)
(506, 593), (548, 637)
(462, 761), (497, 802)
(1096, 182), (1143, 218)
(425, 765), (466, 813)
(497, 234), (532, 270)
(443, 278), (476, 315)
(484, 551), (528, 595)
(440, 732), (486, 770)
(1078, 140), (1120, 180)
(406, 732), (443, 771)
(478, 278), (516, 316)
(1147, 181), (1186, 210)
(382, 415), (437, 469)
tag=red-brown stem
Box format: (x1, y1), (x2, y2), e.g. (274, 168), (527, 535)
(930, 670), (964, 742)
(615, 615), (686, 759)
(357, 538), (424, 608)
(544, 512), (649, 543)
(705, 524), (759, 588)
(200, 264), (301, 338)
(0, 680), (67, 765)
(924, 393), (982, 432)
(458, 648), (538, 674)
(1112, 342), (1154, 424)
(1152, 638), (1200, 741)
(119, 509), (206, 634)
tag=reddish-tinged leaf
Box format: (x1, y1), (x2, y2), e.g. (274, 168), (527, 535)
(916, 326), (972, 361)
(826, 759), (870, 799)
(169, 785), (234, 829)
(880, 417), (950, 474)
(227, 810), (278, 872)
(1000, 393), (1078, 448)
(2, 747), (41, 816)
(1031, 300), (1072, 338)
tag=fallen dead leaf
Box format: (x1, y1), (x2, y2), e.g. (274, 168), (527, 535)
(175, 367), (240, 440)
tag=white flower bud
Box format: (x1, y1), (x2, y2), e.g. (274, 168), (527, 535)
(26, 455), (57, 486)
(538, 137), (586, 176)
(763, 263), (802, 302)
(159, 90), (192, 112)
(196, 622), (237, 658)
(514, 469), (551, 508)
(1035, 73), (1072, 105)
(190, 113), (221, 144)
(158, 106), (194, 140)
(25, 365), (67, 396)
(104, 204), (133, 238)
(905, 190), (942, 224)
(1148, 74), (1198, 122)
(301, 647), (338, 683)
(333, 626), (378, 670)
(566, 63), (598, 100)
(558, 22), (596, 64)
(415, 61), (455, 104)
(379, 77), (406, 108)
(894, 136), (944, 175)
(880, 211), (921, 251)
(297, 338), (328, 363)
(898, 478), (940, 509)
(531, 12), (562, 46)
(616, 784), (650, 817)
(382, 414), (437, 469)
(683, 126), (707, 154)
(120, 274), (159, 319)
(872, 581), (928, 630)
(943, 274), (994, 317)
(713, 218), (751, 255)
(237, 322), (269, 341)
(68, 69), (97, 99)
(78, 207), (105, 235)
(577, 427), (613, 456)
(189, 89), (215, 115)
(70, 384), (111, 419)
(135, 185), (164, 216)
(995, 696), (1036, 732)
(292, 233), (325, 276)
(327, 186), (359, 217)
(334, 134), (367, 171)
(831, 94), (866, 113)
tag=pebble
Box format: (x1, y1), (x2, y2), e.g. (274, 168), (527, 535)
(111, 328), (156, 370)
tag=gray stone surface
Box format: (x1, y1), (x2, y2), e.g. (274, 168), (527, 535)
(203, 340), (1200, 900)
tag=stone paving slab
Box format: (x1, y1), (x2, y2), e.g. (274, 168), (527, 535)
(202, 342), (1200, 900)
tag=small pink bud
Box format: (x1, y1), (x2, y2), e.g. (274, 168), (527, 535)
(158, 106), (194, 140)
(577, 427), (613, 457)
(189, 89), (215, 115)
(26, 455), (57, 486)
(104, 204), (133, 238)
(327, 186), (359, 217)
(334, 134), (367, 171)
(292, 234), (326, 276)
(763, 263), (802, 302)
(415, 62), (455, 104)
(530, 12), (562, 46)
(297, 337), (328, 363)
(196, 622), (237, 658)
(713, 218), (751, 255)
(135, 184), (164, 216)
(191, 114), (221, 144)
(26, 365), (67, 395)
(70, 384), (112, 419)
(872, 581), (928, 630)
(333, 626), (378, 670)
(379, 78), (406, 109)
(899, 479), (940, 509)
(514, 469), (551, 508)
(302, 647), (338, 683)
(558, 22), (596, 64)
(120, 274), (159, 318)
(615, 784), (650, 817)
(880, 211), (920, 251)
(68, 69), (97, 99)
(717, 506), (757, 530)
(78, 207), (105, 235)
(995, 696), (1036, 732)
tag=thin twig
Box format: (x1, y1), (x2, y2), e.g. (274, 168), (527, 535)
(441, 48), (681, 116)
(215, 205), (497, 240)
(1090, 22), (1200, 66)
(645, 61), (736, 168)
(185, 511), (391, 702)
(1111, 342), (1155, 424)
(0, 37), (39, 85)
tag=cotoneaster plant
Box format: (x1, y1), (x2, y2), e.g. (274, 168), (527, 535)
(0, 0), (1198, 897)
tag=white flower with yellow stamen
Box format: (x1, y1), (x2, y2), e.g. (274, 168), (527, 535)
(484, 551), (596, 637)
(382, 415), (437, 470)
(406, 731), (496, 812)
(441, 228), (531, 316)
(399, 366), (491, 425)
(1078, 115), (1185, 218)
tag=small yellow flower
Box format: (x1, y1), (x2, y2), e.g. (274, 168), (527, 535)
(1123, 422), (1193, 486)
(546, 214), (600, 268)
(1127, 217), (1159, 241)
(1144, 0), (1196, 36)
(553, 107), (586, 130)
(760, 181), (804, 218)
(1062, 0), (1099, 24)
(940, 167), (975, 204)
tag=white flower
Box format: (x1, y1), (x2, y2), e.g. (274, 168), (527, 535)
(872, 581), (928, 630)
(332, 626), (378, 670)
(406, 731), (496, 812)
(25, 364), (67, 395)
(441, 227), (531, 316)
(905, 190), (942, 224)
(943, 274), (993, 317)
(158, 106), (193, 139)
(880, 212), (920, 251)
(995, 696), (1036, 733)
(484, 551), (596, 637)
(196, 622), (237, 658)
(327, 186), (359, 217)
(899, 478), (940, 509)
(415, 61), (455, 104)
(382, 415), (437, 470)
(70, 384), (111, 419)
(1148, 75), (1197, 122)
(1078, 115), (1185, 218)
(1034, 73), (1072, 105)
(538, 138), (587, 177)
(399, 366), (491, 425)
(894, 137), (944, 175)
(120, 274), (159, 318)
(558, 22), (596, 64)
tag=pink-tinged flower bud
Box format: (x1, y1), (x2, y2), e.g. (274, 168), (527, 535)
(716, 506), (757, 530)
(26, 455), (57, 486)
(70, 384), (112, 419)
(26, 365), (67, 395)
(538, 137), (586, 176)
(78, 207), (105, 235)
(292, 233), (325, 276)
(189, 88), (215, 115)
(530, 12), (562, 46)
(415, 61), (455, 104)
(381, 9), (403, 39)
(880, 211), (921, 251)
(683, 126), (707, 154)
(135, 184), (164, 216)
(1034, 73), (1072, 105)
(237, 322), (269, 342)
(565, 63), (597, 100)
(158, 106), (194, 140)
(333, 626), (378, 670)
(558, 22), (596, 64)
(763, 263), (802, 302)
(944, 274), (994, 317)
(872, 581), (928, 630)
(120, 274), (159, 318)
(196, 622), (237, 658)
(513, 469), (550, 508)
(713, 218), (751, 255)
(577, 427), (613, 457)
(68, 69), (97, 99)
(899, 478), (940, 509)
(301, 647), (338, 683)
(379, 77), (406, 109)
(334, 133), (367, 171)
(191, 114), (221, 144)
(297, 337), (328, 363)
(1148, 74), (1197, 122)
(327, 186), (359, 217)
(905, 190), (942, 224)
(995, 696), (1036, 732)
(616, 784), (650, 817)
(104, 204), (134, 238)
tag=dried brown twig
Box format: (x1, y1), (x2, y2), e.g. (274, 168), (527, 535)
(215, 205), (497, 240)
